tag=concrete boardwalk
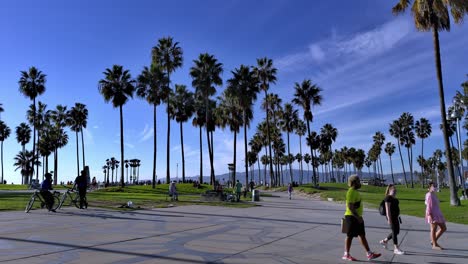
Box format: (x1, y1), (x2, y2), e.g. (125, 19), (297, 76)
(0, 191), (467, 264)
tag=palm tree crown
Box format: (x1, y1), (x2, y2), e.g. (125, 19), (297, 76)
(98, 65), (136, 108)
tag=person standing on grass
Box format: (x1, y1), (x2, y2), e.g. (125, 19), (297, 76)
(379, 184), (405, 255)
(235, 180), (242, 202)
(287, 183), (293, 200)
(342, 175), (381, 261)
(425, 181), (447, 250)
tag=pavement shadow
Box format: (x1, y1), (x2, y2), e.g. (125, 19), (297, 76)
(405, 251), (468, 258)
(0, 231), (215, 263)
(56, 210), (167, 223)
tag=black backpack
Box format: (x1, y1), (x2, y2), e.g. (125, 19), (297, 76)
(379, 199), (386, 216)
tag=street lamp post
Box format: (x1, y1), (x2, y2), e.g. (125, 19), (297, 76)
(451, 101), (467, 199)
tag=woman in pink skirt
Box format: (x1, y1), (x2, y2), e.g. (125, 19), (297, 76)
(425, 182), (447, 250)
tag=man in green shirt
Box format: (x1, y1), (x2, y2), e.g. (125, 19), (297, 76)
(342, 175), (381, 261)
(235, 180), (242, 202)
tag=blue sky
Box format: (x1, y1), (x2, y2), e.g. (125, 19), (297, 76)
(1, 0), (468, 184)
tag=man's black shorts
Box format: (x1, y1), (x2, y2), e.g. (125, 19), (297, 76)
(345, 215), (366, 238)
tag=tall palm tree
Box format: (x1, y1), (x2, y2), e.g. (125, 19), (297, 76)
(26, 101), (50, 181)
(293, 79), (322, 187)
(173, 84), (195, 182)
(50, 105), (70, 184)
(400, 113), (416, 188)
(262, 93), (283, 184)
(190, 53), (223, 185)
(389, 119), (409, 187)
(16, 123), (31, 153)
(18, 67), (46, 182)
(295, 120), (306, 183)
(415, 117), (432, 187)
(227, 65), (260, 186)
(68, 103), (88, 177)
(280, 103), (299, 184)
(218, 90), (243, 184)
(385, 142), (396, 184)
(320, 123), (338, 180)
(373, 131), (386, 181)
(0, 121), (11, 184)
(392, 0), (468, 204)
(14, 150), (40, 185)
(136, 65), (168, 188)
(253, 58), (277, 187)
(152, 37), (183, 184)
(303, 153), (311, 183)
(37, 128), (54, 176)
(192, 96), (206, 183)
(98, 65), (136, 188)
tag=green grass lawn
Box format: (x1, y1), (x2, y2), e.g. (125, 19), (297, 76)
(298, 183), (468, 225)
(0, 183), (256, 212)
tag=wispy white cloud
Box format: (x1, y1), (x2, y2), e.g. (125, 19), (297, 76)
(276, 17), (412, 71)
(83, 128), (94, 145)
(139, 124), (153, 142)
(93, 125), (99, 129)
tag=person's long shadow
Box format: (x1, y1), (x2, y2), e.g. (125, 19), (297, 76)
(147, 209), (468, 234)
(405, 250), (468, 259)
(55, 210), (169, 223)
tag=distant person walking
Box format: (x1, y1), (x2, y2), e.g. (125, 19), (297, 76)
(169, 181), (178, 201)
(235, 180), (242, 202)
(425, 182), (447, 250)
(342, 175), (381, 261)
(379, 184), (405, 255)
(287, 183), (293, 200)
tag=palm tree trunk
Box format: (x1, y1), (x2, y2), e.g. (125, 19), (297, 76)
(233, 131), (237, 184)
(306, 121), (317, 187)
(152, 104), (157, 188)
(54, 149), (58, 186)
(199, 126), (203, 183)
(406, 147), (413, 188)
(410, 146), (414, 188)
(76, 131), (80, 177)
(390, 155), (395, 184)
(180, 122), (186, 182)
(206, 127), (212, 184)
(264, 90), (275, 189)
(299, 135), (304, 184)
(120, 105), (125, 188)
(166, 107), (171, 184)
(287, 131), (293, 184)
(1, 141), (3, 184)
(31, 97), (36, 184)
(81, 127), (86, 169)
(421, 139), (425, 188)
(397, 141), (408, 187)
(433, 26), (459, 205)
(36, 131), (40, 181)
(210, 131), (215, 182)
(243, 111), (249, 188)
(257, 158), (261, 185)
(379, 156), (384, 183)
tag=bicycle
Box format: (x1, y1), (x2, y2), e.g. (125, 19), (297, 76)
(25, 189), (61, 213)
(58, 186), (87, 209)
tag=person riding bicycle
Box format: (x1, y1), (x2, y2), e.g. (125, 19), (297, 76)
(41, 173), (56, 212)
(74, 170), (88, 209)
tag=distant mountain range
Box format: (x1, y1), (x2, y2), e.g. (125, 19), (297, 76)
(161, 168), (445, 185)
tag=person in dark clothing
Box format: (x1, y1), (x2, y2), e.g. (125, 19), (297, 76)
(380, 184), (405, 255)
(74, 171), (88, 209)
(41, 173), (56, 212)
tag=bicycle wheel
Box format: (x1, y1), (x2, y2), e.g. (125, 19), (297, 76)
(72, 193), (80, 209)
(25, 195), (36, 213)
(52, 195), (61, 211)
(58, 193), (67, 209)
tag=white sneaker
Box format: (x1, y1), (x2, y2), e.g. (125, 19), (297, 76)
(394, 248), (405, 255)
(379, 240), (388, 249)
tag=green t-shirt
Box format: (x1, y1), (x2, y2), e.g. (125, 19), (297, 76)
(236, 182), (242, 193)
(344, 188), (363, 217)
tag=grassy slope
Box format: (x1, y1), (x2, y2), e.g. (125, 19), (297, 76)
(298, 183), (468, 225)
(0, 184), (255, 212)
